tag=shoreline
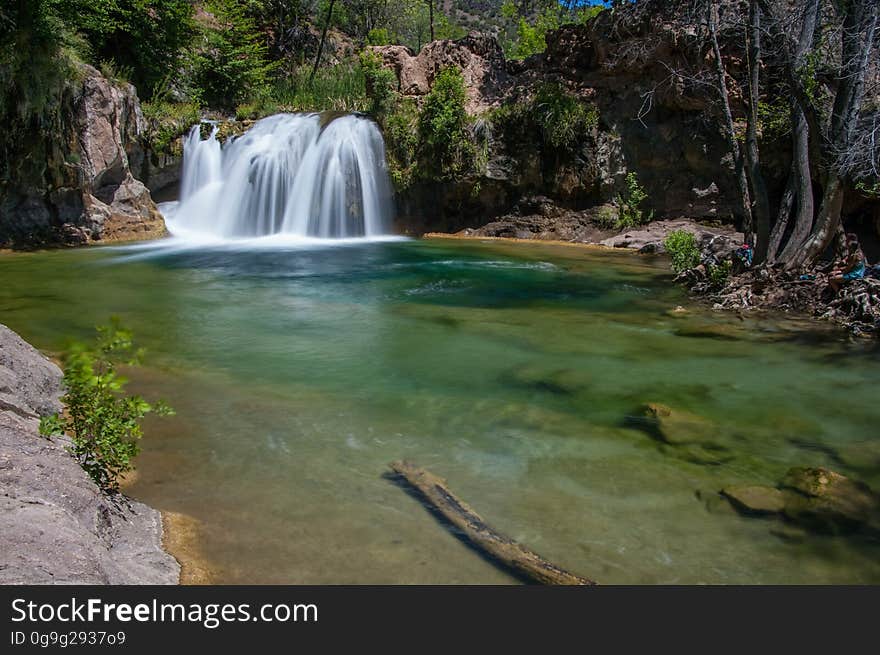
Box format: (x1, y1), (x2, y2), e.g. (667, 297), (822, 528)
(422, 232), (621, 252)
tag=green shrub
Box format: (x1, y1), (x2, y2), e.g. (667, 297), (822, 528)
(189, 0), (275, 110)
(664, 230), (702, 274)
(615, 172), (653, 229)
(418, 66), (475, 180)
(533, 84), (598, 151)
(39, 320), (173, 493)
(491, 84), (597, 157)
(383, 99), (420, 190)
(594, 205), (619, 229)
(366, 28), (390, 46)
(360, 50), (397, 118)
(142, 99), (201, 154)
(707, 260), (732, 289)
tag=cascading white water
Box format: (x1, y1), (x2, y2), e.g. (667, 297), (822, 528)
(163, 113), (394, 240)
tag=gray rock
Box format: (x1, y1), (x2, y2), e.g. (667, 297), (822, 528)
(0, 324), (179, 584)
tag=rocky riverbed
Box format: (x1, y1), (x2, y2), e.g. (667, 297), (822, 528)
(0, 324), (179, 584)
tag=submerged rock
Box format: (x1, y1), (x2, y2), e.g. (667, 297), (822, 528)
(721, 486), (787, 515)
(637, 402), (714, 445)
(780, 467), (880, 534)
(720, 466), (880, 535)
(502, 363), (590, 396)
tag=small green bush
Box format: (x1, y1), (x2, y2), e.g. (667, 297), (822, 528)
(383, 99), (420, 190)
(615, 172), (653, 229)
(39, 320), (173, 493)
(707, 260), (732, 288)
(664, 230), (702, 274)
(142, 99), (201, 154)
(418, 66), (476, 180)
(360, 50), (397, 118)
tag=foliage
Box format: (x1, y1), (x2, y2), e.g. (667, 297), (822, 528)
(383, 98), (420, 190)
(664, 230), (701, 274)
(39, 320), (173, 494)
(51, 0), (195, 98)
(501, 1), (606, 60)
(189, 0), (275, 110)
(367, 28), (391, 46)
(418, 66), (475, 180)
(615, 171), (652, 229)
(491, 83), (597, 157)
(142, 98), (200, 154)
(707, 260), (732, 289)
(594, 205), (619, 229)
(757, 99), (791, 140)
(361, 49), (397, 117)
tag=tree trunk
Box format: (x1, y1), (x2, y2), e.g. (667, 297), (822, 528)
(791, 1), (878, 268)
(767, 171), (795, 263)
(776, 0), (820, 266)
(389, 461), (596, 585)
(310, 0), (336, 84)
(707, 1), (753, 239)
(429, 0), (435, 42)
(744, 0), (771, 264)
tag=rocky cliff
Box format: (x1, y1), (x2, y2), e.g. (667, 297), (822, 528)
(372, 18), (783, 234)
(0, 324), (179, 584)
(0, 64), (166, 248)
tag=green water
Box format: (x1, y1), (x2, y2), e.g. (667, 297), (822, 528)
(2, 237), (879, 584)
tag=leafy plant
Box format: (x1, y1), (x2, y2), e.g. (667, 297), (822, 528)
(707, 260), (732, 289)
(615, 172), (653, 229)
(189, 0), (276, 109)
(418, 66), (475, 180)
(39, 320), (173, 493)
(664, 230), (701, 274)
(360, 49), (397, 118)
(491, 84), (597, 157)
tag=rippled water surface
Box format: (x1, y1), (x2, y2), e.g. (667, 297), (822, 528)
(2, 237), (879, 583)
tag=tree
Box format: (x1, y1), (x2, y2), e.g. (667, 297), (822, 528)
(310, 0), (336, 83)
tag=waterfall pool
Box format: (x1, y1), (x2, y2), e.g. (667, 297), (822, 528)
(2, 237), (879, 583)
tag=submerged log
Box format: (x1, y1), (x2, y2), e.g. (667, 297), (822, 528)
(389, 460), (596, 585)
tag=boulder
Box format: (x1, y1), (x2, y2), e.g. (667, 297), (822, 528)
(780, 467), (880, 534)
(637, 402), (714, 445)
(721, 485), (787, 515)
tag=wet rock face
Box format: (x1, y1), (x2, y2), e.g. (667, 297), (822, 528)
(0, 64), (165, 247)
(0, 324), (179, 584)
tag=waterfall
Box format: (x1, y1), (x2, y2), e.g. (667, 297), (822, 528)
(164, 113), (394, 240)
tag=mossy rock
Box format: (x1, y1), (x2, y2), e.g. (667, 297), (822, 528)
(780, 467), (880, 534)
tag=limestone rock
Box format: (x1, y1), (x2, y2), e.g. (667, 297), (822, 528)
(0, 324), (179, 584)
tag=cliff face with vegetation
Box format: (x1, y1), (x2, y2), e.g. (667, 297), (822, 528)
(0, 63), (165, 247)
